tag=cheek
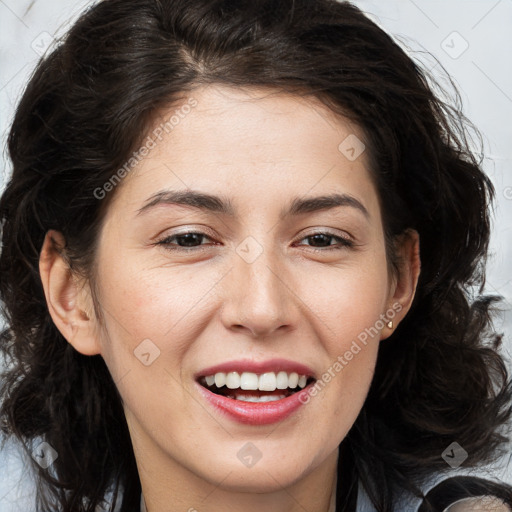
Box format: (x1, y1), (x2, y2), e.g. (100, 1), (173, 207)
(308, 258), (390, 345)
(96, 253), (216, 336)
(304, 257), (388, 413)
(92, 252), (229, 390)
(92, 261), (204, 429)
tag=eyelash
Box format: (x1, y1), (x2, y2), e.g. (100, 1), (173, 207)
(154, 230), (355, 253)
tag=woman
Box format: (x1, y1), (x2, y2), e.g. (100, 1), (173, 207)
(0, 1), (511, 511)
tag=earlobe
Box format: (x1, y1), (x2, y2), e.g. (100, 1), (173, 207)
(39, 230), (101, 356)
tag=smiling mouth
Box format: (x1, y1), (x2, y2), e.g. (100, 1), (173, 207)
(197, 371), (316, 402)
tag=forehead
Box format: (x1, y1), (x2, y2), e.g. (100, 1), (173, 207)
(105, 85), (379, 221)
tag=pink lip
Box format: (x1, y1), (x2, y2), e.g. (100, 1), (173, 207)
(195, 358), (316, 379)
(195, 380), (314, 425)
(194, 358), (316, 425)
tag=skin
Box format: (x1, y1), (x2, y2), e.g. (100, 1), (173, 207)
(39, 85), (421, 512)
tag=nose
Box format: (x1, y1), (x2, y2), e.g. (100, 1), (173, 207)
(219, 242), (297, 339)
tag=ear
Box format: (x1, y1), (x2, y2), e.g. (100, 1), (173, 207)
(381, 228), (421, 339)
(39, 230), (101, 355)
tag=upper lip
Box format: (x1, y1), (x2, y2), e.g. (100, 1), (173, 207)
(195, 358), (317, 380)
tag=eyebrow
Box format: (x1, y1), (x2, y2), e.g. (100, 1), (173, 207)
(136, 189), (370, 220)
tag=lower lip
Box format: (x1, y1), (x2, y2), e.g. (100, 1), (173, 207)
(196, 382), (314, 425)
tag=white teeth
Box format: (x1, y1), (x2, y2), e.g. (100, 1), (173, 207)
(203, 371), (310, 391)
(234, 394), (286, 402)
(225, 372), (240, 389)
(214, 372), (226, 388)
(259, 372), (277, 391)
(276, 371), (288, 389)
(240, 372), (259, 390)
(288, 372), (299, 388)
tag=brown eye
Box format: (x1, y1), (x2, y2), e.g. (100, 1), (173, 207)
(156, 231), (216, 251)
(297, 231), (354, 251)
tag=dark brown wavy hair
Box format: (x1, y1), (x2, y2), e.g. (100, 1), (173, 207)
(1, 1), (511, 511)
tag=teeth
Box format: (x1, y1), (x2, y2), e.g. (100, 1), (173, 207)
(288, 372), (299, 388)
(240, 372), (259, 390)
(234, 394), (287, 402)
(225, 372), (240, 389)
(202, 371), (310, 391)
(276, 371), (288, 389)
(259, 372), (277, 391)
(214, 373), (226, 388)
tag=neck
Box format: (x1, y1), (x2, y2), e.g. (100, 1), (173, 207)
(141, 474), (337, 512)
(138, 449), (339, 512)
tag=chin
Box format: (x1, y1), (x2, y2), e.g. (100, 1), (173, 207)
(203, 466), (307, 493)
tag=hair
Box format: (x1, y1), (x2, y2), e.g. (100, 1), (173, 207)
(1, 1), (511, 511)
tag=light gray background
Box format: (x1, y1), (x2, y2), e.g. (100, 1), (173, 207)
(0, 0), (511, 498)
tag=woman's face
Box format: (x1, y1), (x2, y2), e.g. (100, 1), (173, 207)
(43, 85), (419, 497)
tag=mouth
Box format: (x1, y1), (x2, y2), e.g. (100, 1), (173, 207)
(197, 371), (316, 403)
(194, 359), (318, 424)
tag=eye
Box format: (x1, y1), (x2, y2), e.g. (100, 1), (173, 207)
(154, 229), (354, 253)
(155, 231), (216, 252)
(295, 231), (354, 251)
